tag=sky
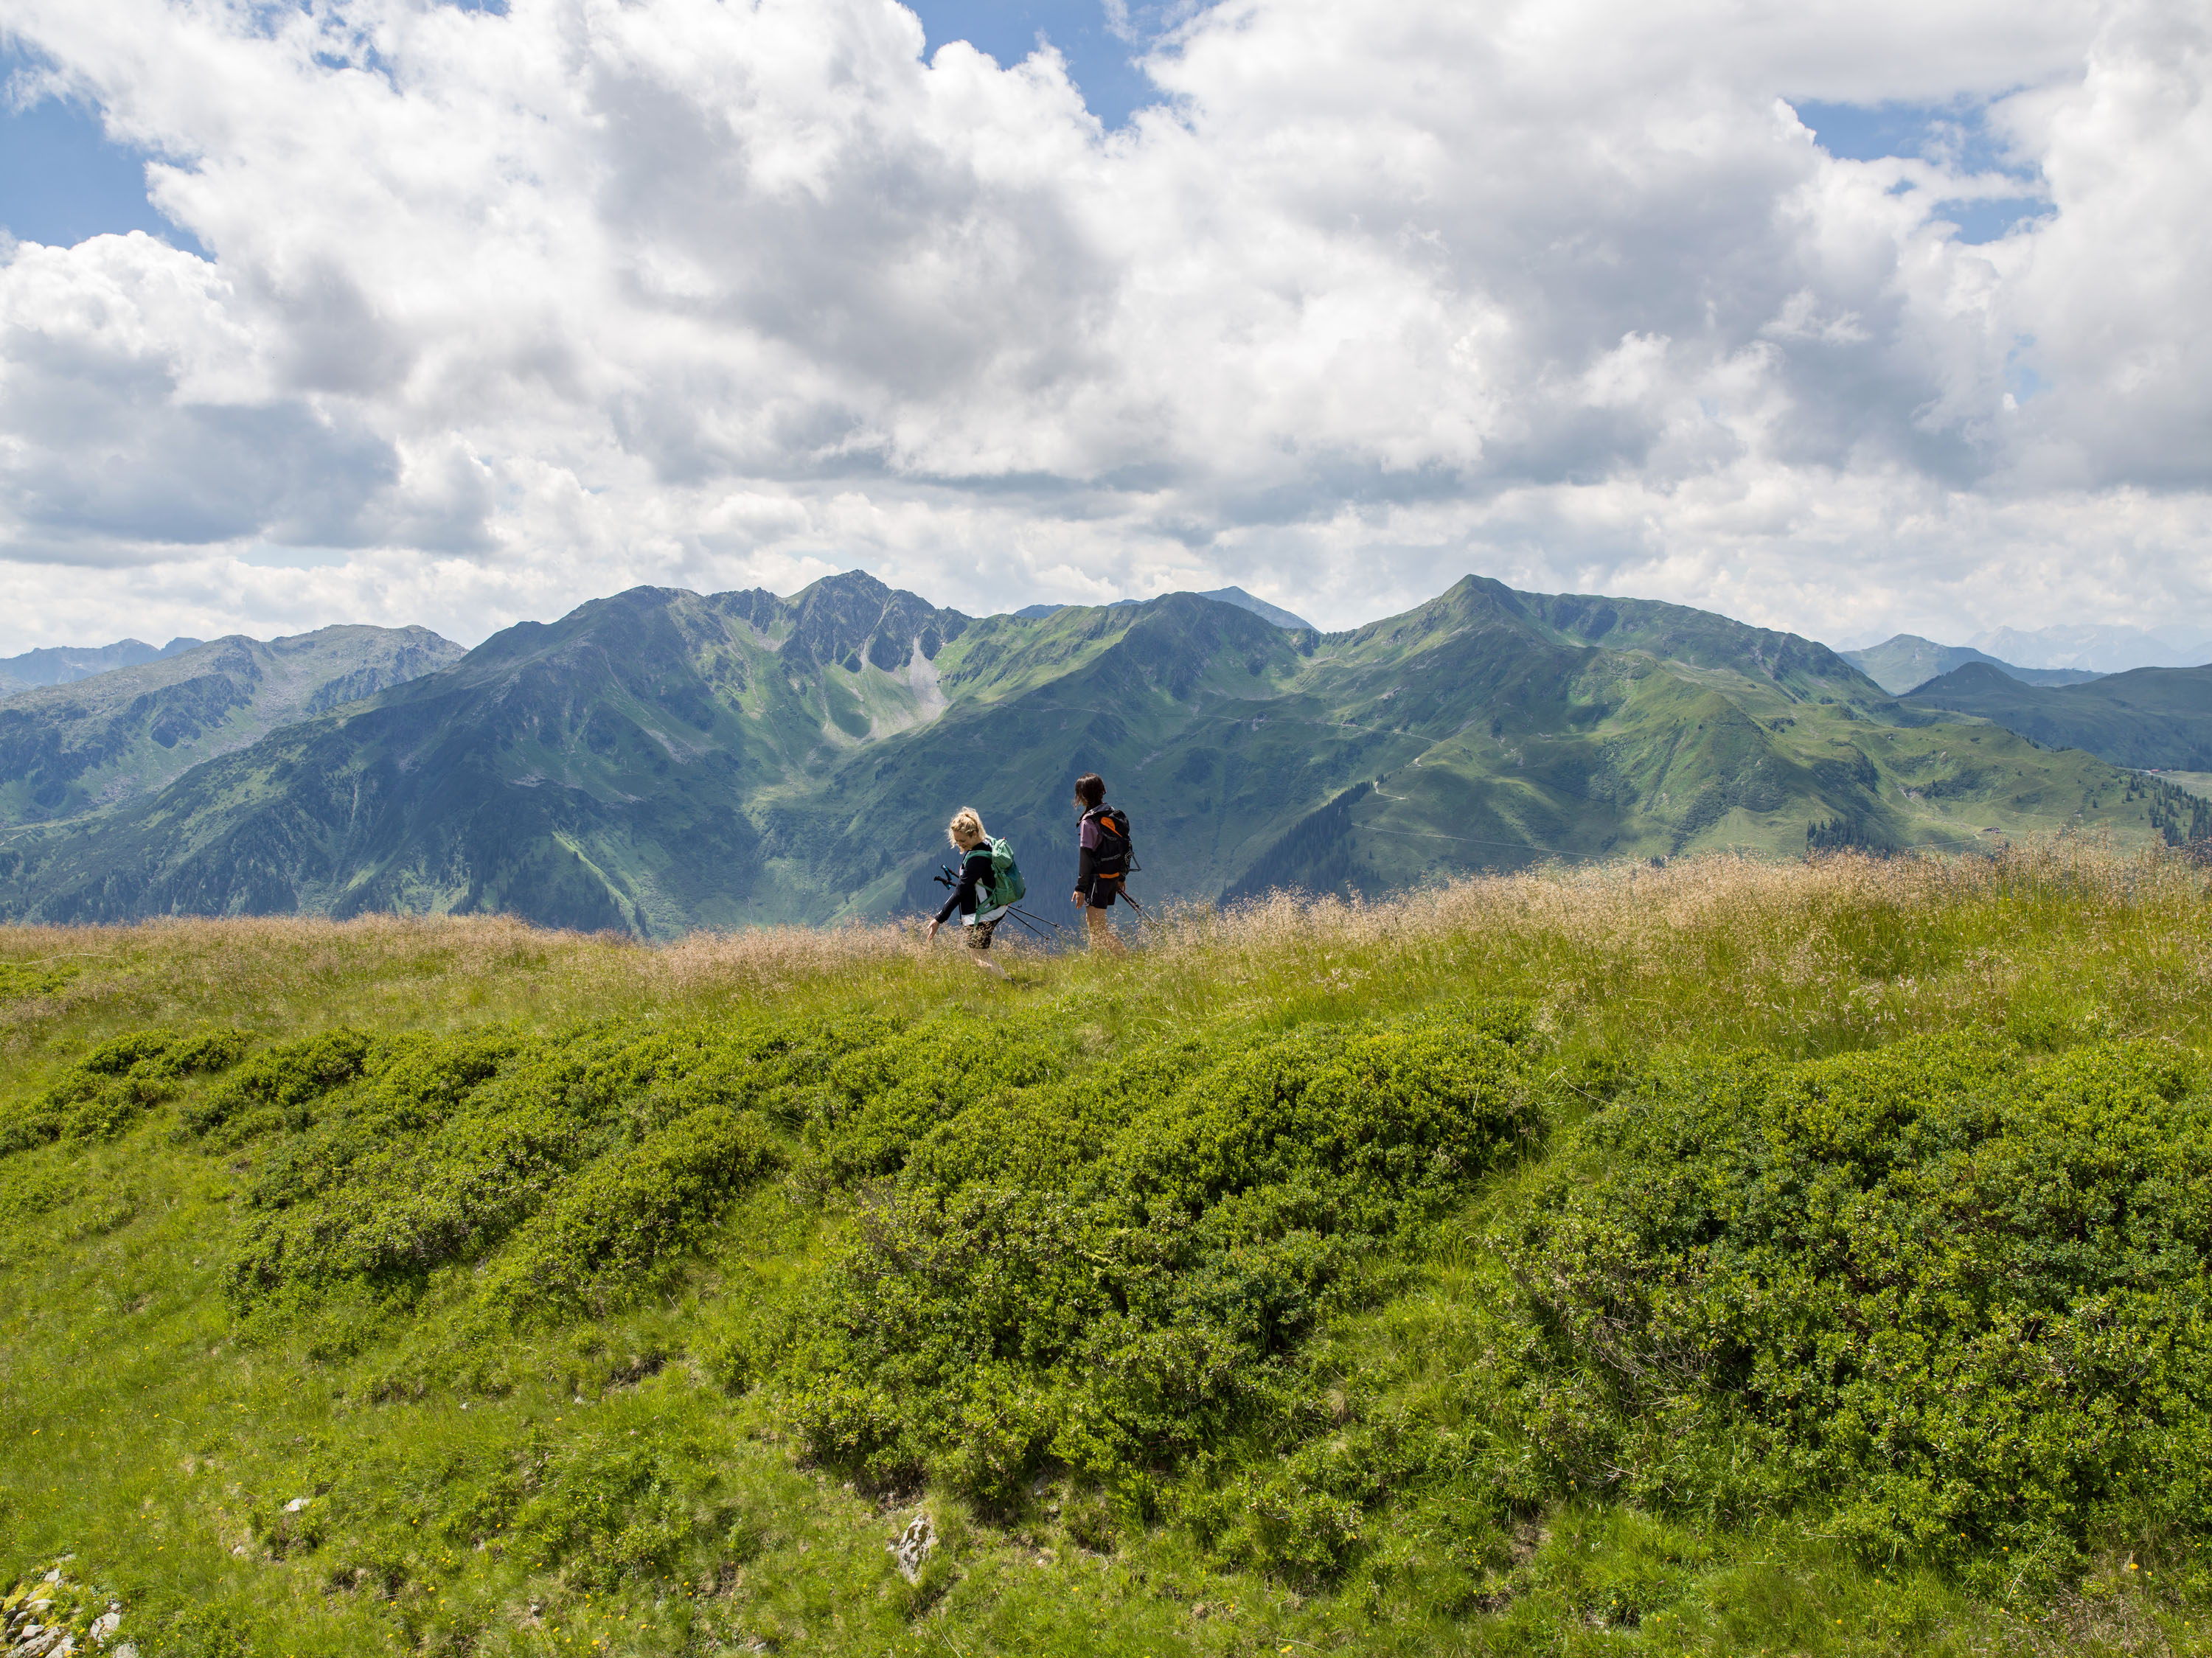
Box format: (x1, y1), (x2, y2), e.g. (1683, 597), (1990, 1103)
(0, 0), (2206, 654)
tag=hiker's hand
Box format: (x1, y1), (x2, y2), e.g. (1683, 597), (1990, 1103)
(1071, 891), (1082, 905)
(925, 919), (940, 942)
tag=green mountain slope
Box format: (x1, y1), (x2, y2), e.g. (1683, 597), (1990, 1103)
(0, 579), (975, 934)
(1904, 661), (2212, 770)
(0, 627), (462, 827)
(804, 577), (2141, 919)
(0, 575), (2167, 936)
(1843, 633), (2104, 694)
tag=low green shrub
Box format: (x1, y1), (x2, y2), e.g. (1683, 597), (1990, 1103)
(226, 1028), (646, 1309)
(481, 1104), (787, 1316)
(184, 1027), (373, 1141)
(785, 1002), (1547, 1525)
(0, 1025), (249, 1154)
(223, 1016), (906, 1314)
(1465, 1031), (2212, 1586)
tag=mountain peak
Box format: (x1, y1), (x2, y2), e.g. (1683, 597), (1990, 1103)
(776, 570), (968, 672)
(1840, 634), (2110, 694)
(793, 568), (894, 606)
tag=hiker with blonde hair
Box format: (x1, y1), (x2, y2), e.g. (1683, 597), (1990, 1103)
(925, 806), (1016, 978)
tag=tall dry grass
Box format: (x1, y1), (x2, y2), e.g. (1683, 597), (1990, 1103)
(0, 911), (931, 1059)
(1131, 838), (2212, 1056)
(1, 838), (2206, 1064)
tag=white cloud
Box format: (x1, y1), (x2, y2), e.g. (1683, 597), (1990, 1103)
(0, 0), (2205, 652)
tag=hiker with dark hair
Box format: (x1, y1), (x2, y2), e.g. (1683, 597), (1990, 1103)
(926, 807), (1011, 978)
(1071, 773), (1133, 955)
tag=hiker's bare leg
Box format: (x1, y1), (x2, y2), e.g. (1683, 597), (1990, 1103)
(964, 916), (1008, 978)
(1085, 905), (1127, 955)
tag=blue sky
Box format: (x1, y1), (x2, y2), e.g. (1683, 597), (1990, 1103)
(1793, 98), (2046, 245)
(0, 2), (1171, 252)
(0, 50), (201, 251)
(0, 0), (2203, 657)
(3, 20), (2039, 254)
(904, 0), (1172, 125)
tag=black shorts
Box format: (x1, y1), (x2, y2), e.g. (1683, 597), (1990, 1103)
(1085, 881), (1121, 910)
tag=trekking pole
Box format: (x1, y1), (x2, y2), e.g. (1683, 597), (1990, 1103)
(1009, 905), (1077, 943)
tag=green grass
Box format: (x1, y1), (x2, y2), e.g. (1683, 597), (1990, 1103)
(5, 843), (2212, 1656)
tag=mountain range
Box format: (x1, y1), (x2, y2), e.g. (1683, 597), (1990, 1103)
(0, 571), (2180, 937)
(0, 635), (204, 694)
(1969, 623), (2212, 675)
(1015, 585), (1314, 630)
(1902, 661), (2212, 773)
(1842, 635), (2106, 694)
(0, 627), (465, 827)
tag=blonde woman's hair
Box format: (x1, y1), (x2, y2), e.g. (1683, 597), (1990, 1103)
(947, 807), (986, 850)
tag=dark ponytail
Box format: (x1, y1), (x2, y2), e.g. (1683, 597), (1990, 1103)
(1074, 773), (1106, 809)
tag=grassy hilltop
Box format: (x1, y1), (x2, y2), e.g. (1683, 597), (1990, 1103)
(7, 843), (2212, 1657)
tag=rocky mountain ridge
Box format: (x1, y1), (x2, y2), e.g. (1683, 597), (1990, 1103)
(0, 571), (2169, 936)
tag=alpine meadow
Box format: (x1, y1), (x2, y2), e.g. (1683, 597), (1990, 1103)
(7, 841), (2212, 1657)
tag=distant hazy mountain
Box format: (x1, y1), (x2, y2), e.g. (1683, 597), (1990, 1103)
(0, 636), (204, 694)
(1968, 624), (2212, 674)
(0, 571), (2159, 936)
(1842, 635), (2104, 694)
(0, 626), (462, 826)
(1015, 585), (1315, 630)
(1904, 661), (2212, 771)
(1196, 586), (1314, 630)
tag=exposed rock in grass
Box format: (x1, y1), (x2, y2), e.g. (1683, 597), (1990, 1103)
(1, 1561), (124, 1654)
(891, 1514), (934, 1584)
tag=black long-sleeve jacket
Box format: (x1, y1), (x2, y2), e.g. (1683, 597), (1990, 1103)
(934, 844), (997, 924)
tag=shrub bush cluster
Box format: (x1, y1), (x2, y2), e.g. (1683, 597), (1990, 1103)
(1465, 1031), (2212, 1589)
(25, 972), (2212, 1611)
(216, 1009), (1102, 1330)
(221, 1023), (799, 1317)
(479, 1105), (785, 1316)
(0, 1025), (248, 1153)
(782, 1003), (1548, 1549)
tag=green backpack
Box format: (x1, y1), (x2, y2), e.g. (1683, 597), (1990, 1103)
(981, 837), (1026, 911)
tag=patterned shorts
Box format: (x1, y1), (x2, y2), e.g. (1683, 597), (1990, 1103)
(964, 915), (999, 950)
